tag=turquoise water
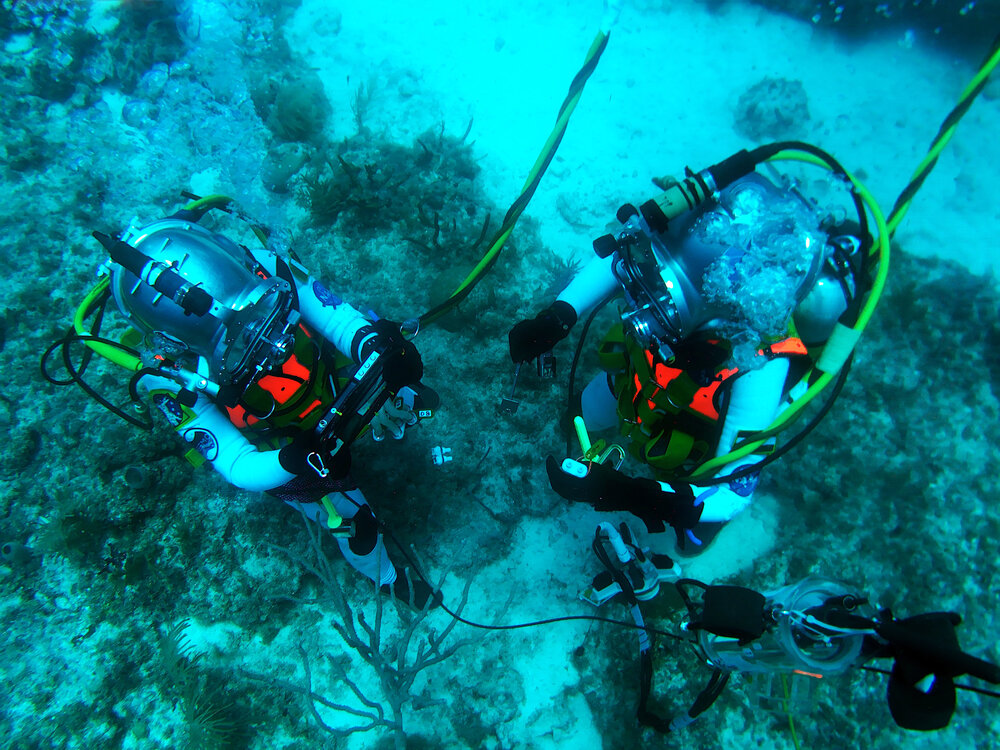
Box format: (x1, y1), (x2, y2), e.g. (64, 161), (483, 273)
(2, 1), (998, 748)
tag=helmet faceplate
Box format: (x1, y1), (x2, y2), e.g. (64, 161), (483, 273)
(615, 173), (828, 363)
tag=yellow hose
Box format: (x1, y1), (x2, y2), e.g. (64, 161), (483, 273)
(689, 150), (889, 481)
(72, 277), (143, 372)
(420, 28), (611, 326)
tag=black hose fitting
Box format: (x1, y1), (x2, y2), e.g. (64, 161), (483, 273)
(92, 231), (214, 317)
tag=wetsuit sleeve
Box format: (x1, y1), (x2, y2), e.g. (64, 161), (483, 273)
(293, 273), (370, 358)
(249, 247), (370, 358)
(556, 255), (619, 318)
(141, 374), (295, 492)
(688, 357), (791, 522)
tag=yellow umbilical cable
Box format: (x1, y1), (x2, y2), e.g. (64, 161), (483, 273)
(675, 36), (998, 482)
(694, 44), (998, 480)
(780, 674), (803, 750)
(885, 38), (1000, 237)
(72, 276), (144, 372)
(181, 193), (272, 247)
(767, 150), (891, 331)
(690, 152), (889, 481)
(419, 27), (612, 326)
(180, 193), (233, 214)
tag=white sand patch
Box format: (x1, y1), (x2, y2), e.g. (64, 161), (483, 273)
(682, 490), (781, 582)
(289, 0), (999, 278)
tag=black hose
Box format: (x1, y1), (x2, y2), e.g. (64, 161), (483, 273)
(691, 352), (855, 486)
(40, 331), (153, 430)
(565, 291), (617, 458)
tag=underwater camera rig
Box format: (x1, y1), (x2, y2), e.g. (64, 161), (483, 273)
(580, 525), (1000, 734)
(309, 345), (393, 476)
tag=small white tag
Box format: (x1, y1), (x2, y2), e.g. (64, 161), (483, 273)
(561, 458), (588, 478)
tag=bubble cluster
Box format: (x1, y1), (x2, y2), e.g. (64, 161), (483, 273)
(698, 183), (827, 369)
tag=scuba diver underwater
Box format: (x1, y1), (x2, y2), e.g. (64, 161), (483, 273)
(35, 6), (1000, 742)
(510, 142), (882, 557)
(42, 195), (440, 609)
(496, 22), (1000, 737)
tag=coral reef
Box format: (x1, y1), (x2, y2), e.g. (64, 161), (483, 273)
(299, 121), (482, 242)
(254, 72), (332, 144)
(0, 0), (997, 748)
(734, 76), (811, 141)
(243, 515), (475, 749)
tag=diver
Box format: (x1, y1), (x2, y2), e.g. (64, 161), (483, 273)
(54, 196), (438, 608)
(510, 146), (879, 557)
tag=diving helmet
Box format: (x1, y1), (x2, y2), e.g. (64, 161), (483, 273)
(608, 173), (832, 363)
(106, 216), (297, 386)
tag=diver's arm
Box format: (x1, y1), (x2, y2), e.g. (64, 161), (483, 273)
(556, 254), (618, 318)
(545, 357), (789, 531)
(295, 275), (371, 360)
(141, 375), (295, 492)
(509, 255), (618, 363)
(249, 247), (370, 359)
(690, 357), (790, 523)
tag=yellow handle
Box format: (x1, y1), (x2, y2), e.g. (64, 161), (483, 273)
(319, 495), (344, 530)
(573, 416), (592, 456)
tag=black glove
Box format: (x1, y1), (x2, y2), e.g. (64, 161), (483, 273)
(278, 433), (352, 479)
(353, 319), (423, 391)
(545, 456), (703, 536)
(508, 301), (577, 363)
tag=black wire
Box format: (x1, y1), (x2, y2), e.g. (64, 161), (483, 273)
(41, 331), (154, 430)
(41, 289), (114, 386)
(41, 334), (80, 387)
(129, 367), (162, 405)
(337, 483), (1000, 710)
(565, 290), (617, 457)
(378, 512), (686, 641)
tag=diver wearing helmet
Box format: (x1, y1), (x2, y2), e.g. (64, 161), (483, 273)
(79, 199), (437, 607)
(510, 167), (864, 556)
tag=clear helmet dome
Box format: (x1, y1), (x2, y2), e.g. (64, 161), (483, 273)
(646, 172), (829, 368)
(108, 217), (293, 384)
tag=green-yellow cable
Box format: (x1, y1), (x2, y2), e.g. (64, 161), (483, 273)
(430, 28), (610, 312)
(690, 152), (887, 480)
(72, 277), (143, 371)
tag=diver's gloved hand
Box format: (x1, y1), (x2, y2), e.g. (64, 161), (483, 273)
(278, 433), (352, 479)
(354, 319), (423, 391)
(545, 456), (703, 537)
(508, 301), (577, 363)
(370, 387), (420, 442)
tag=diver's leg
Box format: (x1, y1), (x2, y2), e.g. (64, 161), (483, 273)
(283, 487), (397, 586)
(276, 475), (436, 607)
(581, 373), (619, 431)
(323, 487), (397, 586)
